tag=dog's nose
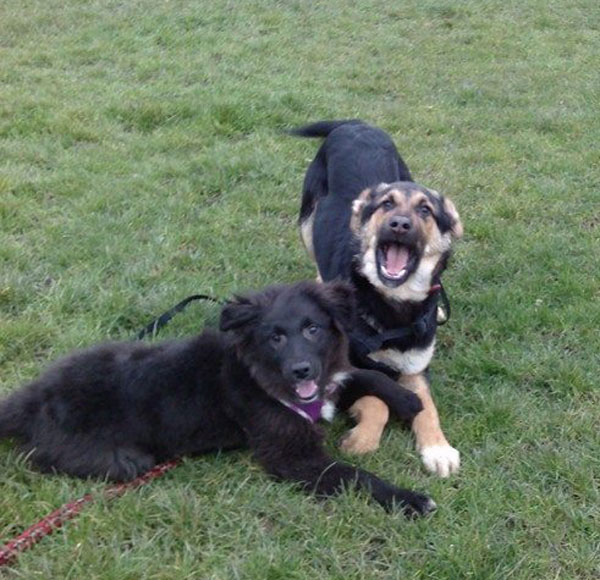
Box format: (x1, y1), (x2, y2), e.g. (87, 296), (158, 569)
(291, 362), (312, 380)
(389, 215), (412, 232)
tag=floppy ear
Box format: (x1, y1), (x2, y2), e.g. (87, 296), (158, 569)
(219, 298), (261, 332)
(317, 281), (356, 333)
(443, 197), (463, 239)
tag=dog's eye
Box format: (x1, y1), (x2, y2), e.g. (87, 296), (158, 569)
(270, 333), (286, 346)
(304, 324), (321, 338)
(381, 199), (394, 211)
(418, 204), (432, 217)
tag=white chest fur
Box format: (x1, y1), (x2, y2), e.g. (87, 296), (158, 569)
(367, 341), (435, 375)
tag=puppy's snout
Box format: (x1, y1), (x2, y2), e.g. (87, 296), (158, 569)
(388, 215), (412, 233)
(291, 361), (312, 381)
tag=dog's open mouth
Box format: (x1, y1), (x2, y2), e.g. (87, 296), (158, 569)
(294, 380), (319, 403)
(376, 242), (417, 286)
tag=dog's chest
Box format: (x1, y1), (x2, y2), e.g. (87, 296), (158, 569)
(367, 341), (435, 375)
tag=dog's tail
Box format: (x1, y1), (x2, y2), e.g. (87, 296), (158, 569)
(0, 387), (35, 439)
(287, 119), (363, 138)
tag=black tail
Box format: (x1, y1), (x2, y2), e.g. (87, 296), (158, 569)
(287, 119), (363, 138)
(0, 389), (32, 439)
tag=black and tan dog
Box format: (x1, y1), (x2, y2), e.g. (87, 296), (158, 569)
(291, 120), (463, 477)
(0, 281), (435, 516)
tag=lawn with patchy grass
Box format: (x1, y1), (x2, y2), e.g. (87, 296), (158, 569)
(1, 0), (599, 577)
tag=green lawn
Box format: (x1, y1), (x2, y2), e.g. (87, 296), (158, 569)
(1, 0), (599, 577)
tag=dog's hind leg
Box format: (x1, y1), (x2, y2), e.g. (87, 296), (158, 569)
(300, 210), (317, 262)
(29, 435), (156, 481)
(299, 213), (322, 281)
(105, 446), (157, 481)
(297, 138), (328, 276)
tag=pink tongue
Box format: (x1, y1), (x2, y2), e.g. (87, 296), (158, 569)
(296, 380), (318, 399)
(385, 244), (409, 275)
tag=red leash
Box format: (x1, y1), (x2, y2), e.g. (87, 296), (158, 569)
(0, 459), (181, 567)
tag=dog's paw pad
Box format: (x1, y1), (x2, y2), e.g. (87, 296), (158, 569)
(420, 444), (460, 477)
(339, 427), (380, 455)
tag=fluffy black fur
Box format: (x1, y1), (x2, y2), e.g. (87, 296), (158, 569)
(0, 281), (435, 516)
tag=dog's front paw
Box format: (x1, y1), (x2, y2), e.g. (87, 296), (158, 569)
(388, 490), (437, 518)
(339, 425), (381, 455)
(420, 444), (460, 477)
(388, 390), (423, 421)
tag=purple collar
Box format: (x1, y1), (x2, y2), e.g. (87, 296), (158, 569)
(278, 382), (338, 423)
(284, 399), (324, 423)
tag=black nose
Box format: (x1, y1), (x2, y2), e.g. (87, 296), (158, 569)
(389, 215), (412, 232)
(291, 362), (312, 380)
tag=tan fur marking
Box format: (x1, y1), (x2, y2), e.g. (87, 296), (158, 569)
(399, 373), (449, 450)
(443, 197), (464, 239)
(339, 396), (389, 455)
(300, 210), (316, 260)
(409, 193), (437, 240)
(404, 373), (459, 476)
(350, 187), (374, 232)
(338, 373), (456, 467)
(354, 185), (454, 302)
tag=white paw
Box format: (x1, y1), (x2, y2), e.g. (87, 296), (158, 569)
(420, 444), (460, 477)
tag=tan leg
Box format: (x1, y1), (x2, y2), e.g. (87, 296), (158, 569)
(300, 212), (316, 261)
(339, 396), (389, 454)
(401, 373), (460, 477)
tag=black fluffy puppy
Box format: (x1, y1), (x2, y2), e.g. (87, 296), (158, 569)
(0, 281), (435, 516)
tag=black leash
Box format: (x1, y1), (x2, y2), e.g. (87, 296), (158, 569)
(135, 282), (451, 356)
(136, 294), (223, 340)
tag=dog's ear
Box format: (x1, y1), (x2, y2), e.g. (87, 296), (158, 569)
(442, 196), (463, 239)
(351, 190), (370, 216)
(316, 281), (356, 332)
(219, 297), (261, 332)
(351, 184), (390, 232)
(350, 191), (369, 232)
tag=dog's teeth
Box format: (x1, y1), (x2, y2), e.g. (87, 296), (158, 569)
(382, 266), (406, 279)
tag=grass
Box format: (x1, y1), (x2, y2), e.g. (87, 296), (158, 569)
(1, 0), (599, 577)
